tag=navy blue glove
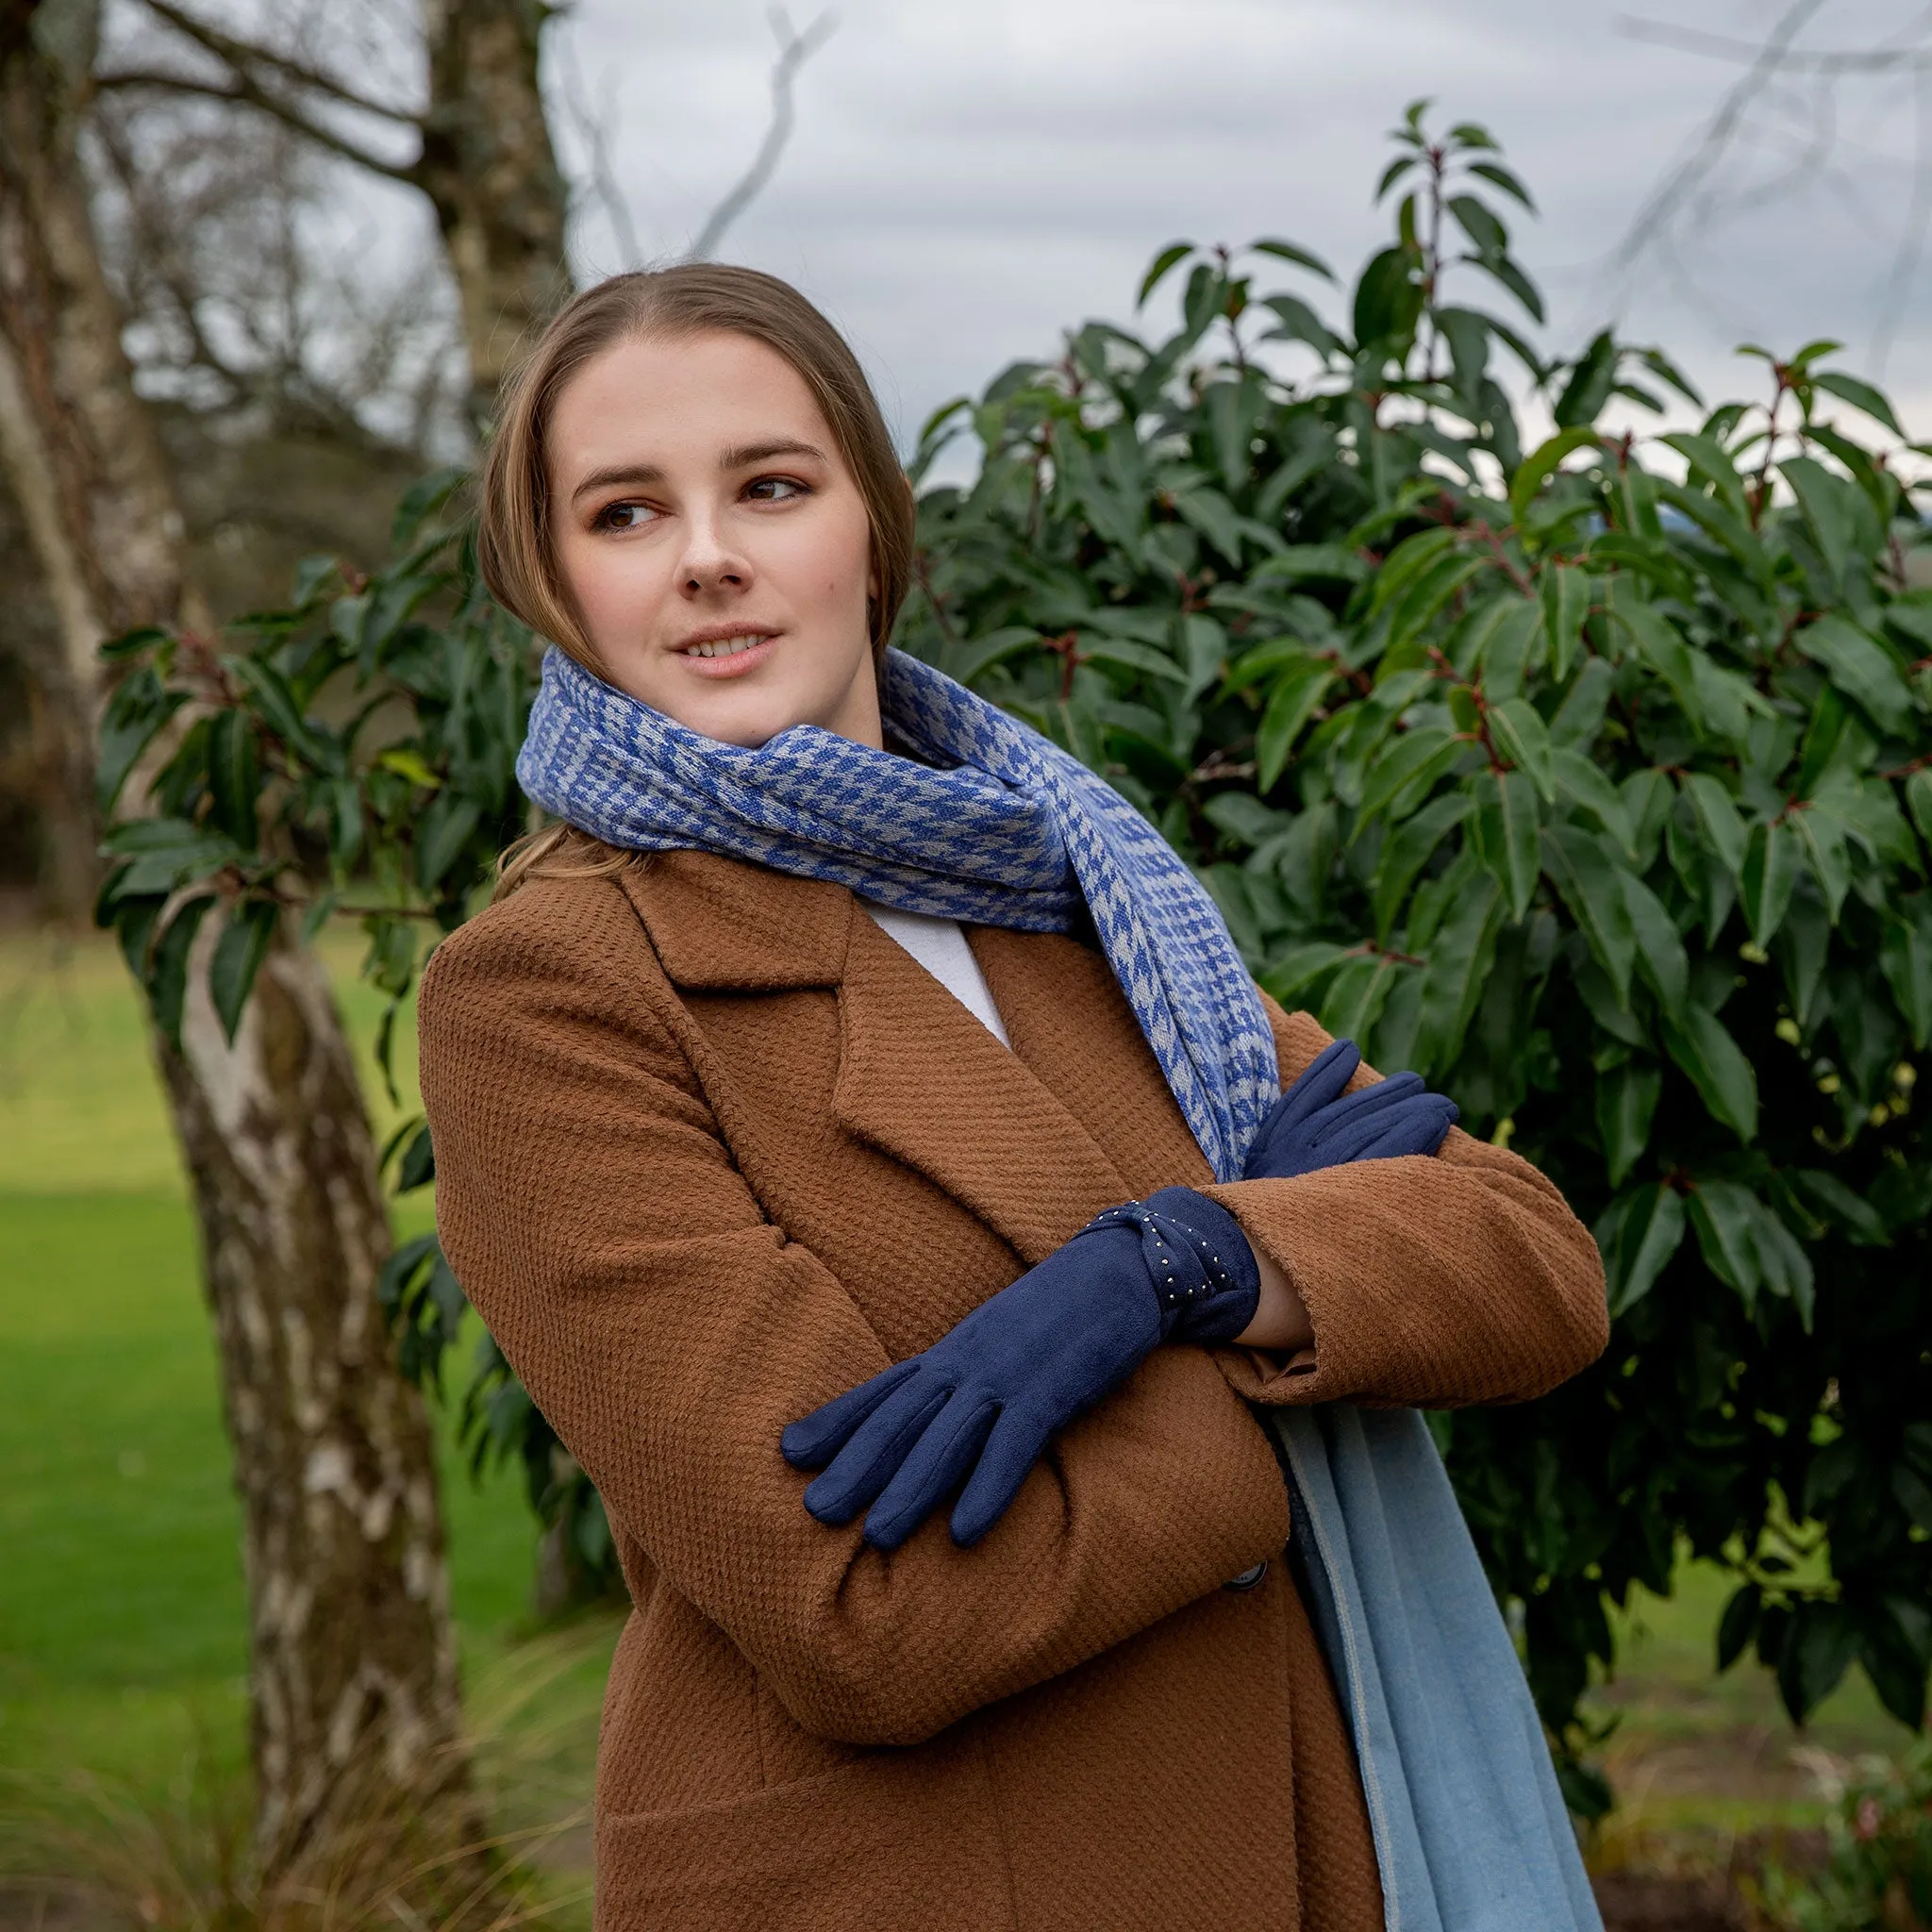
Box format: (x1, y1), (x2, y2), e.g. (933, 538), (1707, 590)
(781, 1186), (1258, 1552)
(1242, 1038), (1457, 1180)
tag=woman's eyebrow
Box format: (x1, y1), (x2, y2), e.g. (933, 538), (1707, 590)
(719, 437), (827, 470)
(571, 462), (662, 505)
(569, 439), (827, 507)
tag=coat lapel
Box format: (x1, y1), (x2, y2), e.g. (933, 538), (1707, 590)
(622, 850), (1146, 1266)
(832, 908), (1131, 1266)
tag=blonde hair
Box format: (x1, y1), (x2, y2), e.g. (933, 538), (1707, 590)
(481, 264), (916, 900)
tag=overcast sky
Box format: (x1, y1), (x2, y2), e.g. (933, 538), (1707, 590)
(518, 0), (1931, 456)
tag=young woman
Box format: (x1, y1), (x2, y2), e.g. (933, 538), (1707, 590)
(418, 265), (1611, 1932)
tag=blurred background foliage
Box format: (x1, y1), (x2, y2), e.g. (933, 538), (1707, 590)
(83, 96), (1932, 1898)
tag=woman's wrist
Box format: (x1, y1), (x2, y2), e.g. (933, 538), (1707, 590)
(1234, 1242), (1313, 1352)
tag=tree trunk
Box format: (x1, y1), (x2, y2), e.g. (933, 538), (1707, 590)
(160, 924), (478, 1885)
(416, 0), (570, 416)
(0, 0), (190, 917)
(0, 0), (483, 1897)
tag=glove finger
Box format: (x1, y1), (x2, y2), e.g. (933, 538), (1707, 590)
(950, 1407), (1055, 1548)
(862, 1396), (1000, 1553)
(1314, 1093), (1453, 1167)
(1304, 1071), (1425, 1141)
(1274, 1039), (1362, 1130)
(1354, 1097), (1459, 1162)
(802, 1374), (951, 1526)
(781, 1357), (920, 1471)
(1243, 1040), (1363, 1179)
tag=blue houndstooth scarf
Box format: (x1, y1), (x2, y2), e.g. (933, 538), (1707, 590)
(516, 642), (1602, 1932)
(517, 644), (1280, 1184)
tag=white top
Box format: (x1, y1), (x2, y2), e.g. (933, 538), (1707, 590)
(860, 900), (1010, 1047)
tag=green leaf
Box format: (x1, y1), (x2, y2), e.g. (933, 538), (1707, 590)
(1777, 1603), (1856, 1724)
(1318, 953), (1402, 1042)
(1412, 868), (1505, 1073)
(1682, 774), (1749, 881)
(1664, 1007), (1759, 1142)
(1790, 802), (1852, 924)
(1509, 427), (1602, 531)
(1352, 244), (1424, 351)
(1879, 899), (1932, 1048)
(208, 899), (279, 1044)
(1687, 1177), (1764, 1304)
(415, 794), (482, 895)
(1660, 430), (1751, 523)
(1257, 293), (1344, 361)
(1554, 331), (1619, 430)
(1542, 823), (1637, 1007)
(1354, 727), (1465, 831)
(1597, 1060), (1661, 1188)
(1446, 193), (1507, 255)
(1611, 593), (1706, 736)
(1539, 566), (1591, 682)
(1552, 747), (1634, 858)
(1469, 250), (1545, 324)
(1465, 160), (1536, 210)
(1781, 457), (1858, 590)
(205, 710), (259, 850)
(1741, 819), (1799, 949)
(1372, 792), (1474, 943)
(1596, 1181), (1686, 1316)
(147, 893), (217, 1052)
(1792, 615), (1916, 736)
(1623, 873), (1690, 1023)
(96, 669), (187, 816)
(1137, 242), (1193, 308)
(1469, 769), (1541, 922)
(1489, 698), (1556, 801)
(1259, 941), (1351, 1007)
(1250, 237), (1335, 281)
(1255, 660), (1339, 789)
(1717, 1584), (1762, 1673)
(1808, 369), (1905, 436)
(1906, 768), (1932, 848)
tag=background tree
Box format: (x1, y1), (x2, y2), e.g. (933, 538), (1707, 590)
(0, 0), (486, 1902)
(100, 103), (1932, 1818)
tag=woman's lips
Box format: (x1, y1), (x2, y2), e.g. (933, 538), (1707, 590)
(678, 634), (776, 679)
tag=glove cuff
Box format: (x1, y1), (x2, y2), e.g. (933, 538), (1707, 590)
(1083, 1186), (1259, 1345)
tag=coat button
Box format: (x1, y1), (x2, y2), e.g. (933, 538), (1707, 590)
(1224, 1560), (1269, 1591)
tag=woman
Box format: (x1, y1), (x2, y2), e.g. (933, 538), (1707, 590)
(419, 264), (1610, 1931)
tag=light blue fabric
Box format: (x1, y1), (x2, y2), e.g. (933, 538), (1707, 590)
(517, 641), (1601, 1931)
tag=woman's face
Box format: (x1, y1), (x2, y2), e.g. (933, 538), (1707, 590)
(546, 329), (883, 749)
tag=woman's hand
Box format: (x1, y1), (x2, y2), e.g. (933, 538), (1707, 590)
(782, 1189), (1259, 1552)
(1242, 1038), (1457, 1180)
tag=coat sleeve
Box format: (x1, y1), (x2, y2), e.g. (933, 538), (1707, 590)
(1204, 1004), (1608, 1410)
(417, 879), (1291, 1750)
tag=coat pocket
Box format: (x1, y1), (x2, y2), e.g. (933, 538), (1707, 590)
(594, 1728), (1012, 1932)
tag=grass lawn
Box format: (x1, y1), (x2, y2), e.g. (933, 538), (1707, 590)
(0, 924), (1910, 1912)
(0, 927), (612, 1913)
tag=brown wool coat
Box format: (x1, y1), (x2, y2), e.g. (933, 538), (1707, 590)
(418, 852), (1609, 1932)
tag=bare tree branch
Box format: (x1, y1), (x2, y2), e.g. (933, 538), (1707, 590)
(133, 0), (422, 125)
(1607, 0), (1832, 277)
(93, 66), (418, 182)
(1616, 13), (1932, 75)
(556, 34), (644, 272)
(1874, 59), (1932, 373)
(689, 8), (836, 262)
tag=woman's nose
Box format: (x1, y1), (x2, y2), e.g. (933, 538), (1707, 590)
(677, 508), (751, 596)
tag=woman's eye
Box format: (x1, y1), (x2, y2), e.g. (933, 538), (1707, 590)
(595, 501), (658, 531)
(746, 475), (808, 503)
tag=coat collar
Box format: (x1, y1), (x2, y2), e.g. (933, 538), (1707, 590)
(619, 848), (1141, 1264)
(619, 850), (851, 990)
(831, 908), (1132, 1265)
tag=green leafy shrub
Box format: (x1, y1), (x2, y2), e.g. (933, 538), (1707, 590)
(1756, 1736), (1932, 1929)
(96, 105), (1932, 1795)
